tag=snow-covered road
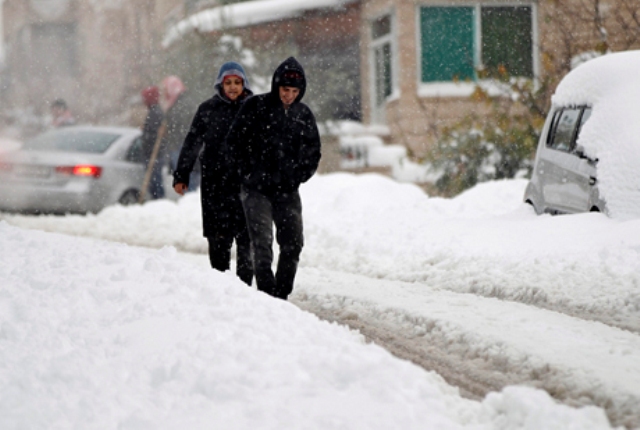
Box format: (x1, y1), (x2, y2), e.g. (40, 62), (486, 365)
(2, 173), (640, 428)
(294, 268), (640, 429)
(176, 248), (640, 428)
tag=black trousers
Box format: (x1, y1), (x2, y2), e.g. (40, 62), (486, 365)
(240, 187), (303, 299)
(207, 227), (253, 286)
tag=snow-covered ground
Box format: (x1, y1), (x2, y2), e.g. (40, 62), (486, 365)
(2, 173), (639, 429)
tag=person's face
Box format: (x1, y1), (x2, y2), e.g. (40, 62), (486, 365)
(279, 86), (300, 107)
(223, 76), (244, 101)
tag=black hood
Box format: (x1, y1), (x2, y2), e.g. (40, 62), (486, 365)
(270, 57), (306, 104)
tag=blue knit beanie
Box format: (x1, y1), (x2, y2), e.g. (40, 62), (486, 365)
(214, 61), (252, 93)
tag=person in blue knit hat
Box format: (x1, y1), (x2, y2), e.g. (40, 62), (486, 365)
(173, 61), (254, 286)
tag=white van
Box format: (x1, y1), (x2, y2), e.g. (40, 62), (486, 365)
(524, 51), (640, 219)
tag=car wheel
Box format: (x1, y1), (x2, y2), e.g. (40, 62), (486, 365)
(525, 199), (542, 215)
(119, 189), (140, 206)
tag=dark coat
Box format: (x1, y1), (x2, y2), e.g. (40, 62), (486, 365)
(162, 93), (193, 157)
(226, 57), (322, 197)
(141, 103), (163, 163)
(173, 90), (251, 237)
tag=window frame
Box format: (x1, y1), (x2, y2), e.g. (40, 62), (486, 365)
(369, 9), (398, 123)
(30, 22), (79, 78)
(416, 2), (538, 98)
(126, 136), (146, 164)
(545, 106), (592, 154)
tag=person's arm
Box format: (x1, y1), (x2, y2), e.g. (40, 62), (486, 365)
(174, 182), (188, 195)
(297, 107), (322, 184)
(172, 104), (208, 190)
(225, 97), (257, 181)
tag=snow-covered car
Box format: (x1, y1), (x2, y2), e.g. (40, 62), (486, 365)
(524, 50), (640, 219)
(0, 126), (151, 214)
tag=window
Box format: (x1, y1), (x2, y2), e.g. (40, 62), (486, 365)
(371, 14), (394, 108)
(31, 23), (78, 77)
(24, 130), (119, 153)
(126, 137), (146, 164)
(420, 7), (475, 82)
(547, 108), (581, 152)
(420, 5), (533, 83)
(481, 7), (533, 78)
(577, 107), (592, 136)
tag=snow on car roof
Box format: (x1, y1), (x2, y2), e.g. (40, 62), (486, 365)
(551, 50), (640, 219)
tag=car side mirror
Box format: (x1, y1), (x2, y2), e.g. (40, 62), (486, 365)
(574, 145), (598, 164)
(575, 145), (588, 159)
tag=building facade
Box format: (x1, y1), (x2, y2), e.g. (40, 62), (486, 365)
(160, 0), (361, 122)
(1, 0), (359, 136)
(1, 0), (161, 134)
(359, 0), (640, 159)
(3, 0), (639, 163)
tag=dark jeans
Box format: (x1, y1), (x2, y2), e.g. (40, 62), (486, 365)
(240, 187), (303, 300)
(207, 227), (253, 286)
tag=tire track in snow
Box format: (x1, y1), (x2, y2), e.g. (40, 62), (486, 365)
(307, 258), (640, 336)
(293, 268), (640, 430)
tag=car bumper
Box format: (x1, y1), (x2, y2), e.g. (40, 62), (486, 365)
(0, 181), (106, 214)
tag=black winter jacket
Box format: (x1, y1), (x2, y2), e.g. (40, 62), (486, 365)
(226, 57), (321, 196)
(173, 90), (251, 237)
(173, 92), (249, 191)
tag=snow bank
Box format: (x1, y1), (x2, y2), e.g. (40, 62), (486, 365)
(4, 174), (640, 333)
(301, 174), (640, 331)
(0, 222), (616, 429)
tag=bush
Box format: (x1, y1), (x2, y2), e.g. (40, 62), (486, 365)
(426, 68), (549, 197)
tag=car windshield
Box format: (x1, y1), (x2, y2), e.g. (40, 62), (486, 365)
(23, 129), (120, 153)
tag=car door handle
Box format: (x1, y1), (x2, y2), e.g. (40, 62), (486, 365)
(589, 176), (597, 185)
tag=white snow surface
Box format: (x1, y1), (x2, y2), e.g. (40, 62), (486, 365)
(551, 50), (640, 219)
(163, 0), (356, 47)
(2, 173), (640, 429)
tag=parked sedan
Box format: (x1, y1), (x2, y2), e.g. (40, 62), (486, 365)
(0, 126), (152, 214)
(524, 50), (640, 219)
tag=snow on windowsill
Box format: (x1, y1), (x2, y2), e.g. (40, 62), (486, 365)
(418, 80), (510, 98)
(322, 120), (390, 137)
(386, 89), (401, 103)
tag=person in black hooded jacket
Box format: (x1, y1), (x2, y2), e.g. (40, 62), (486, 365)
(226, 57), (321, 300)
(173, 62), (254, 286)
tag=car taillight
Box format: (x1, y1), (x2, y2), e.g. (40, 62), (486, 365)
(56, 165), (102, 178)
